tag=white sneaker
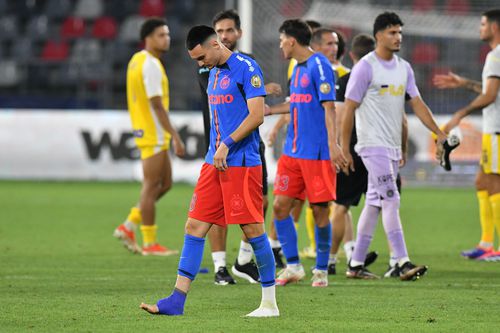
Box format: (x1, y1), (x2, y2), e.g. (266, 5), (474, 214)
(311, 269), (328, 287)
(276, 265), (305, 286)
(245, 301), (280, 317)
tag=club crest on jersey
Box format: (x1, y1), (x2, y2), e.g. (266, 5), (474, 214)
(230, 194), (244, 211)
(220, 76), (230, 89)
(300, 74), (310, 88)
(251, 75), (262, 88)
(320, 82), (331, 94)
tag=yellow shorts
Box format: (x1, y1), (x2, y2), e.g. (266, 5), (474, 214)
(481, 133), (500, 174)
(138, 142), (170, 160)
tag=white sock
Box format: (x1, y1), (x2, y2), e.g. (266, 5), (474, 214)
(350, 259), (364, 267)
(397, 256), (410, 267)
(389, 252), (398, 268)
(268, 237), (281, 249)
(237, 240), (253, 265)
(261, 285), (277, 307)
(287, 263), (302, 270)
(124, 220), (137, 231)
(212, 251), (226, 271)
(343, 240), (355, 262)
(479, 241), (493, 248)
(328, 253), (337, 265)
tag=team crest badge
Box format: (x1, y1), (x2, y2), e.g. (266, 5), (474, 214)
(300, 74), (310, 88)
(220, 76), (230, 89)
(230, 194), (244, 211)
(251, 75), (262, 88)
(320, 82), (331, 94)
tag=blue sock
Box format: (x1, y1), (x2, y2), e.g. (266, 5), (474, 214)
(315, 223), (332, 270)
(178, 234), (205, 280)
(156, 289), (186, 315)
(248, 233), (275, 287)
(274, 215), (299, 264)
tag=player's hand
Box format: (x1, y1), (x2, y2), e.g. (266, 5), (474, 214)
(442, 112), (463, 134)
(340, 148), (354, 175)
(330, 144), (347, 172)
(173, 137), (186, 157)
(435, 133), (447, 161)
(264, 104), (272, 116)
(432, 72), (465, 89)
(399, 152), (407, 168)
(213, 143), (229, 171)
(267, 128), (278, 146)
(265, 82), (282, 96)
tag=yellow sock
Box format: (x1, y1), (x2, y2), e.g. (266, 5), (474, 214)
(140, 225), (157, 245)
(305, 206), (316, 250)
(477, 191), (494, 245)
(127, 207), (142, 225)
(488, 193), (500, 243)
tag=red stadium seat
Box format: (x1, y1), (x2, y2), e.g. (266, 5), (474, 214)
(139, 0), (165, 17)
(412, 0), (435, 12)
(479, 44), (490, 64)
(445, 0), (470, 15)
(41, 40), (69, 61)
(92, 17), (118, 40)
(411, 42), (439, 65)
(61, 17), (86, 39)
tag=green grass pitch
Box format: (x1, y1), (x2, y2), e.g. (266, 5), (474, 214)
(1, 181), (499, 332)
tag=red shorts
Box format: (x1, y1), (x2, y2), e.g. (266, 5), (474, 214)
(273, 155), (336, 203)
(188, 163), (264, 226)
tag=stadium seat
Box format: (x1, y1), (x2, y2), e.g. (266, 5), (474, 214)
(119, 15), (146, 42)
(104, 40), (136, 65)
(479, 44), (489, 63)
(0, 16), (18, 40)
(139, 0), (165, 17)
(12, 37), (35, 63)
(104, 0), (138, 20)
(44, 0), (72, 19)
(412, 0), (435, 12)
(71, 39), (102, 63)
(92, 17), (118, 40)
(26, 15), (50, 41)
(41, 40), (69, 61)
(74, 0), (104, 19)
(445, 0), (470, 15)
(411, 41), (440, 64)
(61, 17), (86, 39)
(0, 60), (21, 86)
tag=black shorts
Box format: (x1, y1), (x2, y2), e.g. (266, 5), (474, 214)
(335, 152), (403, 207)
(259, 140), (268, 196)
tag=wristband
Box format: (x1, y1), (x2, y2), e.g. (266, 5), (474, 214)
(222, 136), (235, 149)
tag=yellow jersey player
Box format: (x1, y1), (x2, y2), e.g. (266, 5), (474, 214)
(434, 9), (500, 261)
(114, 17), (185, 256)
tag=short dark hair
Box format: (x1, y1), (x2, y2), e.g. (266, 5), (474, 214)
(305, 20), (322, 31)
(350, 34), (375, 60)
(311, 28), (334, 46)
(483, 9), (500, 26)
(140, 17), (167, 41)
(373, 12), (404, 37)
(333, 29), (346, 60)
(279, 19), (312, 46)
(212, 9), (241, 30)
(186, 25), (216, 50)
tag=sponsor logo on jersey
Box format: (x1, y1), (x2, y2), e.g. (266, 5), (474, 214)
(320, 82), (331, 94)
(290, 93), (312, 103)
(379, 84), (404, 96)
(209, 94), (234, 104)
(251, 75), (262, 88)
(220, 75), (230, 89)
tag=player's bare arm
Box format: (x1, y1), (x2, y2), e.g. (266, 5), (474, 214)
(443, 77), (500, 133)
(408, 96), (447, 160)
(213, 96), (265, 171)
(401, 113), (408, 167)
(265, 82), (283, 96)
(266, 101), (291, 116)
(267, 113), (290, 146)
(334, 101), (345, 142)
(150, 96), (186, 157)
(340, 98), (358, 175)
(324, 100), (345, 170)
(433, 71), (483, 94)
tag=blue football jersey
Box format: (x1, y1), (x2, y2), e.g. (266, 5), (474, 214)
(206, 53), (266, 166)
(284, 53), (336, 160)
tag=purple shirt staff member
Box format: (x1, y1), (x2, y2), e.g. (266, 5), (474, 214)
(340, 12), (447, 281)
